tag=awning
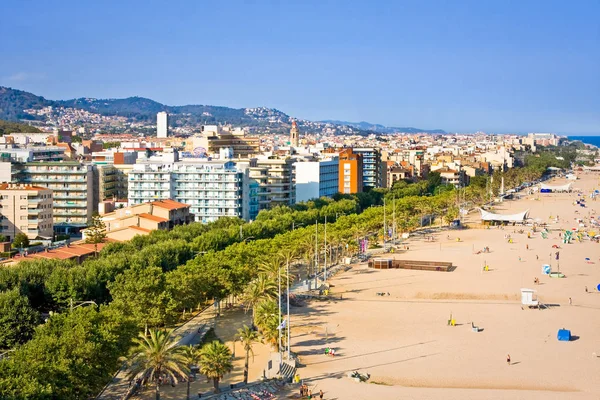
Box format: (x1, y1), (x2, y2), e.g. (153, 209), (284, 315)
(480, 208), (529, 222)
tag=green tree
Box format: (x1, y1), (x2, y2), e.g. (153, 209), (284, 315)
(85, 213), (106, 256)
(198, 340), (233, 394)
(12, 233), (29, 249)
(0, 288), (40, 349)
(0, 234), (8, 243)
(126, 329), (188, 400)
(237, 325), (261, 384)
(108, 266), (174, 331)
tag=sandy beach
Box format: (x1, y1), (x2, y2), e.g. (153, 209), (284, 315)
(288, 172), (600, 399)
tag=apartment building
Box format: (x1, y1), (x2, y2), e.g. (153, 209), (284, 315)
(338, 148), (363, 194)
(294, 157), (339, 202)
(192, 126), (260, 158)
(252, 156), (295, 209)
(96, 165), (118, 201)
(18, 162), (96, 233)
(0, 183), (53, 240)
(353, 148), (381, 189)
(128, 160), (254, 223)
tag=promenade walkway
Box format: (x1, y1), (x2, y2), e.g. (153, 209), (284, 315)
(96, 305), (217, 400)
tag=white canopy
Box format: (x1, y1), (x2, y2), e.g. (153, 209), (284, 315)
(480, 208), (529, 222)
(540, 183), (572, 191)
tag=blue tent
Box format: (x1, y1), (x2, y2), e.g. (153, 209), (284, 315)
(557, 329), (571, 341)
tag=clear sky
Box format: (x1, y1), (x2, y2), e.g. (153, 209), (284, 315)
(1, 0), (599, 134)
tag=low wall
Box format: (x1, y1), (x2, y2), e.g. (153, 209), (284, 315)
(369, 259), (454, 272)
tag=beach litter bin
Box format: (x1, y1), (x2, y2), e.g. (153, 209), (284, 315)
(557, 329), (571, 342)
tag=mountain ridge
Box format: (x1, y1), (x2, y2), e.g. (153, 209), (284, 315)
(0, 86), (445, 134)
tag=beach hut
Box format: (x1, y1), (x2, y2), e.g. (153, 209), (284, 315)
(557, 329), (571, 341)
(521, 288), (539, 308)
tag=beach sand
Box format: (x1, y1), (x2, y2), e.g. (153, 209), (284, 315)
(288, 172), (600, 399)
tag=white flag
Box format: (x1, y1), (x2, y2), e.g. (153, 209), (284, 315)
(277, 319), (287, 330)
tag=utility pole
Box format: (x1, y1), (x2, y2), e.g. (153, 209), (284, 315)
(392, 196), (396, 242)
(324, 215), (327, 282)
(286, 258), (290, 360)
(383, 197), (387, 252)
(314, 220), (318, 288)
(278, 261), (282, 371)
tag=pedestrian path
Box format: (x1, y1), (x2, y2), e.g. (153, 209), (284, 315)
(96, 305), (216, 400)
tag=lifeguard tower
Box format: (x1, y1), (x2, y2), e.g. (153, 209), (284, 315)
(521, 288), (544, 309)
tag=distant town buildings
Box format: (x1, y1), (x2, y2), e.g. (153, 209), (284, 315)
(1, 121), (575, 242)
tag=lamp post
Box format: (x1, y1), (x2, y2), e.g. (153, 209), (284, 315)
(70, 299), (98, 312)
(278, 261), (282, 372)
(324, 215), (327, 282)
(286, 258), (291, 360)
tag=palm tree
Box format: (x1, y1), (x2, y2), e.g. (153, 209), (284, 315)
(198, 340), (233, 393)
(237, 324), (262, 384)
(242, 273), (277, 322)
(126, 329), (189, 400)
(181, 345), (200, 400)
(253, 299), (281, 349)
(258, 256), (288, 282)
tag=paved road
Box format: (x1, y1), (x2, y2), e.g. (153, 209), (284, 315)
(96, 305), (217, 400)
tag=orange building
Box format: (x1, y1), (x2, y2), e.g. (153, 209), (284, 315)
(338, 148), (363, 194)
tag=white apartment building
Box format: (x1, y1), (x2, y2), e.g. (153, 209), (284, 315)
(128, 160), (255, 223)
(0, 183), (53, 240)
(294, 157), (339, 203)
(157, 112), (169, 138)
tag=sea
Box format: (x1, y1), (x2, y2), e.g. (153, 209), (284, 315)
(568, 136), (600, 148)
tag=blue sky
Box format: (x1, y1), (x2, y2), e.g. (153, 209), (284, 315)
(1, 0), (599, 134)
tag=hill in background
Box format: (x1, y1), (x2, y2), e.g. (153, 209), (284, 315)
(0, 86), (445, 134)
(0, 119), (41, 135)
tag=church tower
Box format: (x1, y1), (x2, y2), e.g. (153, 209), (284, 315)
(290, 120), (300, 147)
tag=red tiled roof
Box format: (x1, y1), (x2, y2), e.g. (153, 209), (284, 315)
(151, 199), (190, 210)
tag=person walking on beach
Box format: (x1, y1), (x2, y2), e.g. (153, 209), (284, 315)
(319, 389), (324, 399)
(585, 286), (588, 293)
(569, 297), (572, 305)
(507, 354), (511, 365)
(308, 389), (312, 399)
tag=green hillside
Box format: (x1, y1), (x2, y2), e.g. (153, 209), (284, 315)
(0, 119), (41, 135)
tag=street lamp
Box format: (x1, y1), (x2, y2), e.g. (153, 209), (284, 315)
(70, 299), (98, 312)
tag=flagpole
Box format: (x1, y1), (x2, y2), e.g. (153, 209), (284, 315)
(286, 258), (290, 360)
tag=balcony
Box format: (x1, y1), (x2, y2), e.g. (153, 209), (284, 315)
(55, 203), (88, 209)
(53, 194), (87, 200)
